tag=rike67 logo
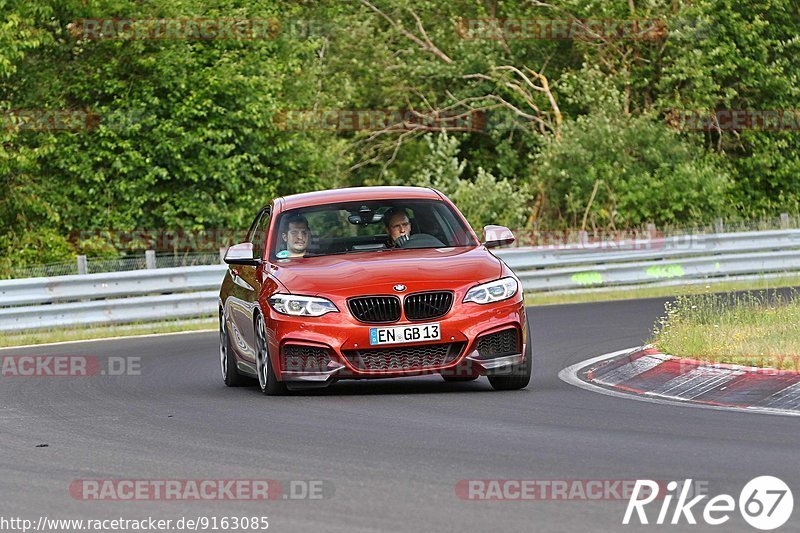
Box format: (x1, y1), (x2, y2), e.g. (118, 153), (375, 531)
(624, 476), (793, 530)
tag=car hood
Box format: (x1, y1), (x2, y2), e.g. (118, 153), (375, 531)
(269, 246), (503, 297)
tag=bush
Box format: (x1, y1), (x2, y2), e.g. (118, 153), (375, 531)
(533, 112), (732, 229)
(0, 228), (73, 279)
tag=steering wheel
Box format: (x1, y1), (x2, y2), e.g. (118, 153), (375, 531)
(396, 233), (445, 249)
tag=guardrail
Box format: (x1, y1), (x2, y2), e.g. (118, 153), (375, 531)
(1, 228), (799, 332)
(502, 229), (800, 291)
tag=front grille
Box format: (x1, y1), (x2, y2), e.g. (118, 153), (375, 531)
(404, 291), (453, 320)
(476, 328), (519, 359)
(348, 296), (401, 323)
(282, 344), (332, 372)
(343, 342), (465, 371)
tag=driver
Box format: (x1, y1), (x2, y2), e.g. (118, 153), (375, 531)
(383, 207), (411, 248)
(279, 214), (310, 258)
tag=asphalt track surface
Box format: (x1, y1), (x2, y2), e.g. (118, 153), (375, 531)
(2, 298), (799, 533)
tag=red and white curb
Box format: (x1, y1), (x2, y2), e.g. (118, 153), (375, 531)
(559, 346), (800, 417)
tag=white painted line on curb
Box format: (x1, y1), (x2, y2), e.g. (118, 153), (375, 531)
(652, 367), (743, 400)
(558, 346), (800, 418)
(0, 329), (217, 351)
(765, 381), (800, 410)
(593, 354), (667, 386)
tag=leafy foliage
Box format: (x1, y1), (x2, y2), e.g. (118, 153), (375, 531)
(398, 133), (529, 231)
(534, 111), (732, 229)
(1, 0), (798, 273)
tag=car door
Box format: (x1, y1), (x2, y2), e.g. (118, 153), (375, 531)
(227, 207), (270, 365)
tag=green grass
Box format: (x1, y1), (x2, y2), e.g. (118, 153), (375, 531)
(650, 290), (800, 371)
(0, 317), (217, 348)
(525, 274), (800, 306)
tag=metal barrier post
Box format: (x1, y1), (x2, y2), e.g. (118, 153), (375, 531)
(77, 255), (88, 275)
(145, 250), (156, 269)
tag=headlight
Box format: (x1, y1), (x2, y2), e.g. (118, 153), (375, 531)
(463, 277), (518, 304)
(269, 294), (339, 317)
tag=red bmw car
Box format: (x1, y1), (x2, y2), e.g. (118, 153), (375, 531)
(218, 186), (531, 395)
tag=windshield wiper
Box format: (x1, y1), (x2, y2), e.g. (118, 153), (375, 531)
(306, 248), (388, 257)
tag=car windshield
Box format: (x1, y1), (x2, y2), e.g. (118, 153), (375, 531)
(271, 199), (477, 259)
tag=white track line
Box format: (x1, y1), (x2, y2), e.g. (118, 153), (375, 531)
(558, 347), (800, 418)
(0, 329), (216, 351)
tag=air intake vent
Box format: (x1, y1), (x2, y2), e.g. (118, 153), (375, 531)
(476, 328), (519, 359)
(343, 342), (465, 371)
(282, 344), (332, 372)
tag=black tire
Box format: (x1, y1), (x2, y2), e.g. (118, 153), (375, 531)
(255, 314), (287, 396)
(488, 323), (532, 391)
(220, 312), (247, 387)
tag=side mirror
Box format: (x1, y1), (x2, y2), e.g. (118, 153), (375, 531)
(224, 242), (261, 266)
(483, 225), (515, 249)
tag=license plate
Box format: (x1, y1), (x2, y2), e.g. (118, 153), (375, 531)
(369, 323), (441, 345)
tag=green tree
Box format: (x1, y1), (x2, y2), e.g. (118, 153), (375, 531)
(534, 111), (732, 229)
(400, 133), (530, 231)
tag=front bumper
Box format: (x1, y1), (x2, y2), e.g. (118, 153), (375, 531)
(464, 353), (525, 374)
(266, 296), (527, 389)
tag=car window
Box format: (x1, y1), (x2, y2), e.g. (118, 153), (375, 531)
(246, 211), (262, 244)
(271, 199), (476, 259)
(252, 207), (271, 258)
